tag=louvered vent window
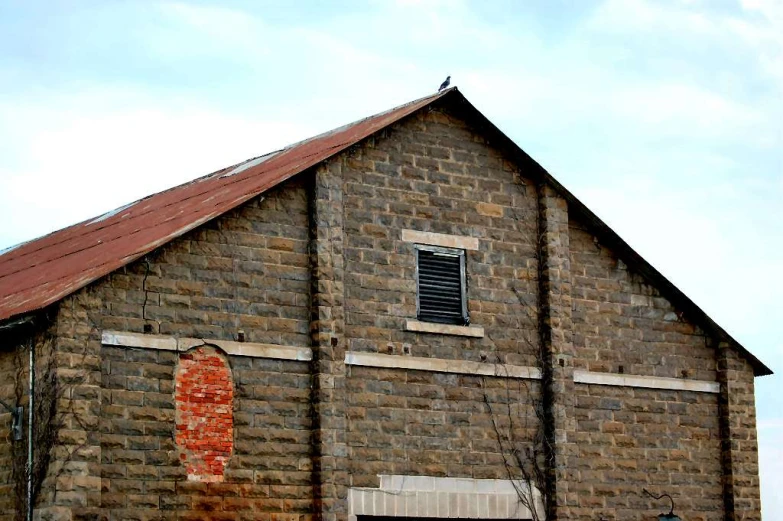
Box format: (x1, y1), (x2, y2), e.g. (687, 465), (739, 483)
(415, 245), (468, 325)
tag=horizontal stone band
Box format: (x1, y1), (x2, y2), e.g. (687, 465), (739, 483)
(573, 369), (719, 393)
(345, 351), (541, 380)
(101, 331), (719, 393)
(101, 330), (312, 361)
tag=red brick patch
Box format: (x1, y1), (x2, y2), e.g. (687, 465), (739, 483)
(175, 345), (234, 482)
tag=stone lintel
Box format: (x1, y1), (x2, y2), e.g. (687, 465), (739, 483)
(401, 229), (480, 250)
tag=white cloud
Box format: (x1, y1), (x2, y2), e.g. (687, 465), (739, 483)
(590, 0), (783, 92)
(590, 0), (716, 34)
(740, 0), (783, 88)
(152, 2), (272, 60)
(610, 83), (762, 139)
(0, 88), (312, 245)
(458, 68), (765, 148)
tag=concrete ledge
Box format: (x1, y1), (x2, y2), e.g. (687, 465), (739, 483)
(345, 351), (541, 380)
(573, 369), (719, 393)
(405, 319), (484, 338)
(348, 475), (539, 520)
(101, 330), (312, 361)
(401, 229), (479, 251)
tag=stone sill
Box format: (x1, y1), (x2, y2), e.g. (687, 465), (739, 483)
(404, 319), (484, 338)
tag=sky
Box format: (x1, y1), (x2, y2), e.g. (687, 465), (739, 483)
(0, 0), (780, 516)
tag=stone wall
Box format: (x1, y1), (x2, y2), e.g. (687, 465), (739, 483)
(570, 384), (723, 520)
(0, 328), (65, 521)
(100, 345), (312, 520)
(568, 219), (736, 519)
(342, 108), (539, 367)
(335, 107), (546, 514)
(99, 177), (311, 346)
(346, 366), (541, 489)
(309, 159), (349, 521)
(569, 220), (716, 380)
(0, 346), (18, 521)
(718, 344), (762, 520)
(37, 178), (313, 520)
(100, 345), (180, 517)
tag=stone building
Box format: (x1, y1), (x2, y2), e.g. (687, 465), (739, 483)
(0, 88), (771, 521)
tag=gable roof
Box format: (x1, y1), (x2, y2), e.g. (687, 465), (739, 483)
(0, 88), (771, 376)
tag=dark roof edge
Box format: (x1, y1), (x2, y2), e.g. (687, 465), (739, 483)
(437, 90), (772, 377)
(0, 313), (36, 333)
(0, 310), (49, 343)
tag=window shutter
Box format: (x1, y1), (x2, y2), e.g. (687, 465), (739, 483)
(416, 246), (468, 325)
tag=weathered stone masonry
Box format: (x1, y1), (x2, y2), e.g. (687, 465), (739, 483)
(717, 344), (762, 520)
(0, 345), (18, 520)
(309, 159), (350, 521)
(340, 110), (543, 500)
(538, 185), (575, 520)
(0, 97), (766, 521)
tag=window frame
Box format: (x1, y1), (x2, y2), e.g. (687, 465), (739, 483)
(414, 243), (469, 326)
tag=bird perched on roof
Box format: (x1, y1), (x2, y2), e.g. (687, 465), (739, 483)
(438, 76), (451, 92)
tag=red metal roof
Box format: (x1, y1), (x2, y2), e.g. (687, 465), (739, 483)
(0, 88), (453, 322)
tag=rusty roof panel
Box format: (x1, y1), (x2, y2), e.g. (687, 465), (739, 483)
(0, 89), (452, 321)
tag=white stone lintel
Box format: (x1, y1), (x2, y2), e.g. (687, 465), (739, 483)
(573, 369), (719, 393)
(405, 319), (485, 338)
(101, 330), (312, 361)
(401, 229), (479, 251)
(345, 351), (541, 380)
